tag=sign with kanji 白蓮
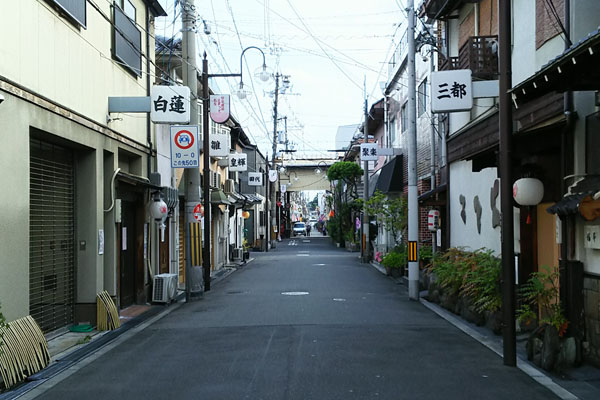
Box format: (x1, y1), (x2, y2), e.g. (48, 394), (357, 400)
(170, 125), (199, 168)
(209, 128), (230, 157)
(228, 153), (247, 172)
(248, 172), (263, 186)
(360, 143), (379, 161)
(431, 69), (473, 113)
(151, 85), (191, 123)
(210, 94), (230, 124)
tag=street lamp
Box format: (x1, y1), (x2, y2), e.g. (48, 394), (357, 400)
(314, 161), (328, 175)
(201, 46), (270, 290)
(235, 46), (271, 100)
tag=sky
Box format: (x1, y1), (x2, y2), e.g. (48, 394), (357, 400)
(156, 0), (407, 160)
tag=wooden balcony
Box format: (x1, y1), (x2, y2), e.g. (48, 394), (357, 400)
(439, 35), (498, 80)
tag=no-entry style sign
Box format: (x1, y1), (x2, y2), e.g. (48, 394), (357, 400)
(193, 203), (204, 221)
(170, 125), (199, 168)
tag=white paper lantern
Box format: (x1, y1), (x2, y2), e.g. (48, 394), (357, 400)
(513, 178), (544, 206)
(149, 199), (168, 220)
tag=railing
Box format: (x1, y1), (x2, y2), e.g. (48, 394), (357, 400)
(439, 35), (498, 80)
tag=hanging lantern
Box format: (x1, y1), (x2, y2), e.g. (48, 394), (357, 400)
(149, 199), (168, 221)
(513, 178), (544, 206)
(242, 211), (250, 219)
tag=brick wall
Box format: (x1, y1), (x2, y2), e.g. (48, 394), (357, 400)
(584, 274), (600, 364)
(536, 0), (565, 49)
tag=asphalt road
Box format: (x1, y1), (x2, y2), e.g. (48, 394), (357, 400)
(33, 237), (557, 400)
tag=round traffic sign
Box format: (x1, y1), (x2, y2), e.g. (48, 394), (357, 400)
(174, 130), (195, 150)
(193, 203), (204, 221)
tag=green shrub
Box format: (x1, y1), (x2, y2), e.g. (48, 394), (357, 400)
(382, 251), (407, 269)
(427, 248), (501, 313)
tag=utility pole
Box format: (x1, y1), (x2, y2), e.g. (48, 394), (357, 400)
(271, 73), (280, 249)
(201, 54), (211, 291)
(181, 0), (204, 300)
(499, 0), (516, 366)
(407, 0), (419, 300)
(362, 82), (370, 263)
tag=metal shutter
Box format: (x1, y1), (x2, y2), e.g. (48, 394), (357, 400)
(29, 139), (75, 333)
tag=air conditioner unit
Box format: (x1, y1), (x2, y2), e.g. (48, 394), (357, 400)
(224, 179), (235, 194)
(152, 273), (178, 303)
(232, 247), (244, 260)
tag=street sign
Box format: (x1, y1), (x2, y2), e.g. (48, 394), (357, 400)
(193, 203), (204, 221)
(228, 153), (247, 171)
(151, 85), (191, 123)
(360, 143), (379, 161)
(170, 125), (199, 168)
(210, 94), (230, 123)
(431, 69), (473, 113)
(248, 172), (263, 186)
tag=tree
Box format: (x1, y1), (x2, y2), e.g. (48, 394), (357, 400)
(361, 190), (407, 245)
(326, 161), (364, 245)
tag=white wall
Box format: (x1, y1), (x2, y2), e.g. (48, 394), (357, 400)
(449, 161), (501, 253)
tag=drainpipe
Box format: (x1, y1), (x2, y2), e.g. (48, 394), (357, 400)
(146, 5), (153, 176)
(474, 3), (480, 36)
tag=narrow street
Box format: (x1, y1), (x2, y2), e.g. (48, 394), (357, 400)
(29, 238), (555, 400)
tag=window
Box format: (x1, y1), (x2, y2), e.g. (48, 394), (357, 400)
(113, 1), (142, 77)
(400, 102), (407, 132)
(46, 0), (86, 28)
(418, 79), (427, 116)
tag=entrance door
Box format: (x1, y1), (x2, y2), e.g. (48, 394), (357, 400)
(120, 201), (136, 308)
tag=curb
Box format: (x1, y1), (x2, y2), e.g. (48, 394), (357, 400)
(419, 297), (579, 400)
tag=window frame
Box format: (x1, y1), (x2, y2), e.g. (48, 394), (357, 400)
(46, 0), (87, 29)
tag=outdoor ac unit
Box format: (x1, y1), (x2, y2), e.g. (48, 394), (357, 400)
(232, 247), (244, 260)
(224, 179), (235, 194)
(152, 273), (178, 303)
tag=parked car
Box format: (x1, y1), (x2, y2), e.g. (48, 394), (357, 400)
(292, 222), (307, 236)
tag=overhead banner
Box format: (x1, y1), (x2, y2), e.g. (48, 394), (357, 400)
(151, 85), (191, 123)
(228, 153), (247, 171)
(268, 170), (278, 182)
(210, 94), (230, 124)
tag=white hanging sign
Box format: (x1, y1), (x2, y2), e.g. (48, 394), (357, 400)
(280, 184), (287, 193)
(228, 153), (247, 171)
(210, 94), (230, 124)
(360, 143), (379, 161)
(248, 172), (263, 186)
(209, 128), (230, 157)
(151, 85), (191, 123)
(170, 125), (200, 168)
(431, 69), (473, 113)
(268, 170), (278, 182)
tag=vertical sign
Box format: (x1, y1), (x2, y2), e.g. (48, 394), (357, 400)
(210, 127), (230, 157)
(98, 229), (104, 255)
(210, 94), (230, 123)
(268, 170), (278, 182)
(170, 125), (199, 168)
(143, 223), (148, 259)
(280, 184), (287, 193)
(122, 227), (127, 250)
(151, 85), (191, 123)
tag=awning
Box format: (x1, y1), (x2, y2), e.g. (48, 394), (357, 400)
(375, 155), (404, 194)
(117, 171), (161, 190)
(547, 176), (600, 219)
(512, 29), (600, 106)
(369, 170), (381, 197)
(242, 193), (263, 205)
(211, 189), (232, 205)
(419, 183), (447, 206)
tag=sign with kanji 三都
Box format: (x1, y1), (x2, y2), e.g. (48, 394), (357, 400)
(431, 69), (473, 113)
(228, 153), (247, 171)
(248, 172), (263, 186)
(170, 125), (199, 168)
(151, 85), (191, 123)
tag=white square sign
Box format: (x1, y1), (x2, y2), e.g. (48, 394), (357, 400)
(151, 85), (191, 123)
(360, 143), (379, 161)
(248, 172), (263, 186)
(209, 129), (230, 157)
(170, 125), (199, 168)
(431, 69), (473, 113)
(228, 153), (247, 171)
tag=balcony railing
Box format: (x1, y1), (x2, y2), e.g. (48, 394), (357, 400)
(439, 35), (498, 80)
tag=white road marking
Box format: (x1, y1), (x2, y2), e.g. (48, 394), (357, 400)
(297, 254), (310, 256)
(281, 292), (309, 296)
(313, 263), (326, 266)
(302, 240), (311, 243)
(333, 298), (346, 302)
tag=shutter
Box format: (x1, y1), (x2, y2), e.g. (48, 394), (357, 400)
(29, 139), (75, 333)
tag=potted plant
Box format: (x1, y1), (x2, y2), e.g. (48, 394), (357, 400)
(242, 239), (251, 261)
(382, 251), (406, 278)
